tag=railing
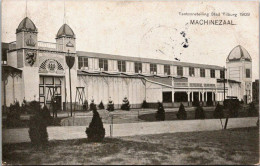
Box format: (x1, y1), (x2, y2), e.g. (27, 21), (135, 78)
(38, 41), (63, 51)
(190, 83), (203, 87)
(204, 84), (216, 87)
(174, 82), (188, 87)
(9, 41), (16, 50)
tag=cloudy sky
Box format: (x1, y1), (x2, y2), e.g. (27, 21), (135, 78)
(2, 0), (259, 80)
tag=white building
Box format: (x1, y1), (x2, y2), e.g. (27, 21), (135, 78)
(1, 17), (253, 110)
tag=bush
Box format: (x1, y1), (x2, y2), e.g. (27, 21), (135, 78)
(98, 101), (105, 109)
(213, 102), (224, 119)
(107, 99), (114, 112)
(224, 99), (240, 117)
(121, 97), (130, 111)
(89, 100), (96, 111)
(42, 105), (53, 125)
(6, 101), (21, 127)
(195, 105), (205, 119)
(247, 102), (257, 117)
(83, 100), (88, 111)
(192, 100), (200, 107)
(85, 107), (105, 142)
(21, 98), (28, 114)
(176, 103), (187, 120)
(141, 100), (148, 108)
(155, 102), (165, 121)
(206, 100), (213, 106)
(28, 100), (41, 114)
(28, 106), (49, 146)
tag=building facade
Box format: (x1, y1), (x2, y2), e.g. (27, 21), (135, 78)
(1, 17), (253, 110)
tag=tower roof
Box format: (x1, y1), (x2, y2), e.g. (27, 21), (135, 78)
(226, 45), (252, 62)
(56, 24), (75, 39)
(16, 17), (37, 33)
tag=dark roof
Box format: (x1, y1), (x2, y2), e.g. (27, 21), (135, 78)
(226, 45), (251, 62)
(16, 17), (37, 33)
(77, 51), (224, 70)
(56, 24), (75, 39)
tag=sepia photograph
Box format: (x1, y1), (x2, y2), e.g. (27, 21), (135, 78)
(1, 0), (259, 165)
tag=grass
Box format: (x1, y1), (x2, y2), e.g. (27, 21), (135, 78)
(139, 109), (258, 122)
(3, 127), (259, 165)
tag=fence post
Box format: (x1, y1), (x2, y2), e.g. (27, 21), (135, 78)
(110, 114), (113, 137)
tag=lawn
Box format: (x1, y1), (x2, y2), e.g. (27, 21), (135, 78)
(3, 127), (259, 165)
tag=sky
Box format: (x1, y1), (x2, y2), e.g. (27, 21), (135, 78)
(1, 0), (259, 80)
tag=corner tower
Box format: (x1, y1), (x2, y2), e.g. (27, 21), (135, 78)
(226, 45), (252, 103)
(56, 24), (76, 53)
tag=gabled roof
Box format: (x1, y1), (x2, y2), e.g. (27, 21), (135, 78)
(226, 45), (251, 62)
(77, 51), (224, 70)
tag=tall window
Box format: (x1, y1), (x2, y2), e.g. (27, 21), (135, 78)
(164, 65), (170, 75)
(78, 57), (88, 69)
(118, 60), (126, 72)
(220, 70), (225, 79)
(200, 68), (205, 77)
(246, 69), (250, 78)
(189, 67), (195, 77)
(99, 59), (108, 71)
(135, 62), (142, 73)
(177, 66), (183, 76)
(150, 64), (157, 74)
(210, 69), (215, 78)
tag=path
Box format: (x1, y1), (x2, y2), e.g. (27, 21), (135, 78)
(3, 117), (258, 144)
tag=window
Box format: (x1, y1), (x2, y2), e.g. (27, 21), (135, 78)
(135, 62), (142, 73)
(220, 70), (225, 79)
(189, 67), (195, 77)
(150, 64), (157, 74)
(210, 69), (215, 78)
(78, 57), (88, 69)
(200, 68), (205, 77)
(99, 59), (108, 71)
(118, 60), (126, 72)
(246, 69), (250, 78)
(177, 66), (183, 76)
(164, 65), (170, 75)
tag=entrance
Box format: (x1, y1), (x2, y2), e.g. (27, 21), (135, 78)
(163, 92), (172, 103)
(39, 76), (62, 109)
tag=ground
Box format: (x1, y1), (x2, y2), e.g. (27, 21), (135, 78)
(3, 127), (259, 165)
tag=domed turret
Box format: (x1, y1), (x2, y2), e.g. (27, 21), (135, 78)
(16, 17), (37, 33)
(56, 24), (75, 39)
(226, 45), (252, 62)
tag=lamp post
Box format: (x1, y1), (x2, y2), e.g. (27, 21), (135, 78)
(65, 48), (75, 117)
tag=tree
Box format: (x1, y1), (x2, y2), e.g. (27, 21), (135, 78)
(85, 107), (105, 142)
(141, 100), (148, 108)
(176, 103), (187, 120)
(195, 105), (205, 119)
(98, 101), (105, 109)
(107, 99), (114, 112)
(28, 100), (41, 114)
(155, 102), (165, 121)
(213, 102), (224, 119)
(89, 100), (96, 111)
(28, 105), (49, 146)
(247, 102), (257, 117)
(121, 97), (130, 111)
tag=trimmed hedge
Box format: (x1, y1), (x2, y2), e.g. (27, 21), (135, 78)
(155, 102), (165, 121)
(176, 103), (187, 120)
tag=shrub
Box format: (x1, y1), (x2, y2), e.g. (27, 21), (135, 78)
(121, 97), (130, 111)
(6, 101), (21, 127)
(247, 102), (257, 117)
(195, 105), (205, 119)
(21, 98), (28, 114)
(176, 103), (187, 120)
(225, 99), (240, 117)
(42, 105), (53, 125)
(28, 100), (41, 114)
(213, 102), (224, 119)
(141, 100), (148, 108)
(206, 100), (213, 106)
(107, 99), (114, 112)
(85, 107), (105, 142)
(155, 102), (165, 121)
(98, 101), (105, 109)
(89, 100), (96, 111)
(83, 100), (88, 111)
(28, 106), (49, 146)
